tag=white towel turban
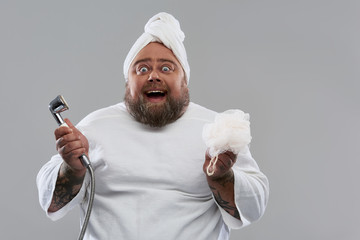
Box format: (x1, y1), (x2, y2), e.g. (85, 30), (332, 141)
(123, 12), (190, 84)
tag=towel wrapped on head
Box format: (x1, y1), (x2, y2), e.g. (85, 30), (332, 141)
(202, 109), (252, 176)
(123, 12), (190, 84)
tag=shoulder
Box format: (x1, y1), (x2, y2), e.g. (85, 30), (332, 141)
(181, 102), (218, 123)
(77, 102), (129, 128)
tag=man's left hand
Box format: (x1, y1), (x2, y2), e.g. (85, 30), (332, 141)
(203, 150), (237, 179)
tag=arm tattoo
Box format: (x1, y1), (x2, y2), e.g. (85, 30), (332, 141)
(49, 165), (84, 211)
(215, 173), (234, 187)
(209, 172), (241, 219)
(212, 188), (241, 219)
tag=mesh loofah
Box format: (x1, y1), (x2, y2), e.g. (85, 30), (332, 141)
(202, 109), (252, 176)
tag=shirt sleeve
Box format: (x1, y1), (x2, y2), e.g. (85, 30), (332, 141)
(36, 154), (89, 221)
(216, 147), (269, 229)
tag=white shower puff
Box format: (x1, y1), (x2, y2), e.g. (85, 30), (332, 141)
(202, 109), (252, 158)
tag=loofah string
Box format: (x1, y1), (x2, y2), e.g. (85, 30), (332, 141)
(206, 155), (218, 176)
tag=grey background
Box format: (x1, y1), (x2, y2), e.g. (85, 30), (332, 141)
(1, 0), (359, 239)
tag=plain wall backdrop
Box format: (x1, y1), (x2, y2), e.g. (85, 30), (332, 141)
(1, 0), (359, 239)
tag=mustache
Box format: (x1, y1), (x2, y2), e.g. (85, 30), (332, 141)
(141, 82), (169, 92)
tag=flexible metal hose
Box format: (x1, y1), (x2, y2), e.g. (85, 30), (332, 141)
(78, 155), (95, 240)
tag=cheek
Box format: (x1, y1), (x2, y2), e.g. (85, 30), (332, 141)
(127, 82), (140, 98)
(170, 83), (187, 98)
(173, 78), (187, 95)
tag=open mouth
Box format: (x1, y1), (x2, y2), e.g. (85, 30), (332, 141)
(144, 90), (167, 102)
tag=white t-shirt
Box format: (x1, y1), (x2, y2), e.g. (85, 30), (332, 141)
(37, 102), (269, 240)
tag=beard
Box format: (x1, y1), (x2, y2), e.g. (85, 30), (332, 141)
(124, 83), (190, 128)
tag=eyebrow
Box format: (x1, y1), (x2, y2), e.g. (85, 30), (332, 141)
(132, 58), (179, 68)
(158, 58), (178, 67)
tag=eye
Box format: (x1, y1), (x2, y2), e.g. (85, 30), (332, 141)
(139, 66), (149, 73)
(161, 66), (171, 72)
(136, 66), (149, 75)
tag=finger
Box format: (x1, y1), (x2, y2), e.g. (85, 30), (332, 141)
(64, 118), (74, 128)
(63, 118), (89, 156)
(219, 151), (237, 165)
(62, 148), (87, 169)
(63, 118), (85, 141)
(214, 158), (230, 173)
(216, 153), (236, 172)
(64, 118), (77, 131)
(222, 150), (237, 160)
(54, 125), (73, 139)
(55, 131), (81, 151)
(56, 132), (81, 147)
(59, 139), (85, 154)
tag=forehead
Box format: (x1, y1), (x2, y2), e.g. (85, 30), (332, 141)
(131, 42), (181, 66)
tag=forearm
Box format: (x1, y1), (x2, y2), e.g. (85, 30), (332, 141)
(48, 162), (86, 213)
(207, 170), (240, 220)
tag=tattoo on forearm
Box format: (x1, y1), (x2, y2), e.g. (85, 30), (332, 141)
(49, 165), (84, 211)
(209, 172), (240, 220)
(216, 172), (234, 187)
(212, 189), (240, 219)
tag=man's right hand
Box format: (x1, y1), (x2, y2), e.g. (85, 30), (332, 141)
(54, 118), (89, 176)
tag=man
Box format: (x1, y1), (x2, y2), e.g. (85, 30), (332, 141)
(37, 12), (269, 239)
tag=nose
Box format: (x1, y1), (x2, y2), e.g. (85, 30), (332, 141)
(148, 70), (161, 83)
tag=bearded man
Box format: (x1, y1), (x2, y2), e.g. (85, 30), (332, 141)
(124, 41), (190, 128)
(37, 12), (269, 240)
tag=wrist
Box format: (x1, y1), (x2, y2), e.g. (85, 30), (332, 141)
(60, 162), (86, 180)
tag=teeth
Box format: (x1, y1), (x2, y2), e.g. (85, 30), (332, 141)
(145, 90), (166, 98)
(147, 90), (164, 94)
